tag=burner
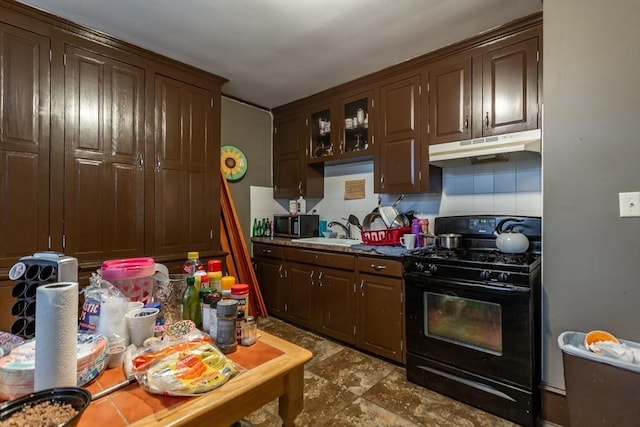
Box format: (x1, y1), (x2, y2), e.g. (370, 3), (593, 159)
(478, 251), (538, 265)
(406, 247), (462, 260)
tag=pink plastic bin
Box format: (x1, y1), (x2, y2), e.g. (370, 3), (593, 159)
(101, 257), (156, 304)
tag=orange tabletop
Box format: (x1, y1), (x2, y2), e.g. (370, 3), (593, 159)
(78, 330), (312, 427)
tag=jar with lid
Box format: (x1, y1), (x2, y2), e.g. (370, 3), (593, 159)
(204, 291), (222, 339)
(241, 316), (257, 346)
(216, 299), (238, 354)
(199, 288), (213, 333)
(231, 284), (249, 342)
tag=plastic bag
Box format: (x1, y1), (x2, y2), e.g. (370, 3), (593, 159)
(79, 273), (129, 344)
(129, 331), (238, 396)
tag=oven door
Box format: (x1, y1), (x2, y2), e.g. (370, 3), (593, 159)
(405, 273), (533, 388)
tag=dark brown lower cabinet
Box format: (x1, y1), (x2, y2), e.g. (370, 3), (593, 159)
(286, 261), (315, 328)
(356, 257), (404, 364)
(315, 267), (356, 344)
(256, 244), (404, 362)
(254, 244), (287, 317)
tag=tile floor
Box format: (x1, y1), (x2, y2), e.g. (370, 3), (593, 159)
(246, 316), (518, 427)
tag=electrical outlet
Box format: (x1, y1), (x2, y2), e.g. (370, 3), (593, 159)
(619, 191), (640, 217)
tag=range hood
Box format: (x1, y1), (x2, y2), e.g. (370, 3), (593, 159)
(429, 129), (541, 167)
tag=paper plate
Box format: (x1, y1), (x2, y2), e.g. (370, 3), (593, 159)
(0, 333), (107, 401)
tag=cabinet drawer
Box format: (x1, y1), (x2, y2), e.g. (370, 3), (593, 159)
(285, 248), (355, 270)
(357, 256), (403, 278)
(253, 243), (284, 259)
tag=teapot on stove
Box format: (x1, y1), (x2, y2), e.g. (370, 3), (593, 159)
(493, 218), (529, 253)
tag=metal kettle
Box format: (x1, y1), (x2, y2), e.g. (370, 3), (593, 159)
(493, 218), (529, 253)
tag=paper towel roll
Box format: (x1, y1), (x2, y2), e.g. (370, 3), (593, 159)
(34, 282), (79, 391)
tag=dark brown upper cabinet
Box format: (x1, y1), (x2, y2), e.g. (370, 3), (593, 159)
(477, 36), (539, 137)
(153, 74), (216, 256)
(0, 0), (226, 275)
(375, 72), (423, 194)
(306, 88), (375, 164)
(273, 110), (324, 199)
(428, 53), (472, 145)
(429, 32), (540, 146)
(62, 42), (145, 262)
(0, 21), (50, 269)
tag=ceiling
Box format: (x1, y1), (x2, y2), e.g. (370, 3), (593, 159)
(18, 0), (542, 109)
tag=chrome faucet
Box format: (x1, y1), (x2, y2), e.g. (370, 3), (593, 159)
(327, 221), (350, 238)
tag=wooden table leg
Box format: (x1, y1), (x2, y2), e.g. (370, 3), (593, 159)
(278, 365), (305, 427)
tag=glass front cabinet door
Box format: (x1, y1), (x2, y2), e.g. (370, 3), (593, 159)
(308, 106), (334, 162)
(340, 92), (373, 157)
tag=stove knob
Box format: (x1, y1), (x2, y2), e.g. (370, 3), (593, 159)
(499, 272), (510, 282)
(428, 264), (438, 274)
(480, 270), (491, 281)
(415, 262), (425, 272)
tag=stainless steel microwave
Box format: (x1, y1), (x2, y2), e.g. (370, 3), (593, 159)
(273, 214), (319, 238)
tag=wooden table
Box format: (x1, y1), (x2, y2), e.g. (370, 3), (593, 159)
(79, 330), (312, 426)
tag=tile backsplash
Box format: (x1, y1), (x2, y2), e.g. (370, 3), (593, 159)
(250, 157), (541, 238)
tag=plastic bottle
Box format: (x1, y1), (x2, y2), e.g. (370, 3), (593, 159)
(182, 252), (203, 277)
(216, 299), (238, 354)
(207, 260), (223, 292)
(221, 275), (235, 291)
(411, 218), (421, 248)
(194, 265), (208, 290)
(182, 276), (201, 328)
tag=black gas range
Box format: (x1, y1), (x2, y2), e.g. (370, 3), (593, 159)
(404, 215), (542, 427)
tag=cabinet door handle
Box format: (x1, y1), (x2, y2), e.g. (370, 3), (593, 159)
(464, 117), (469, 130)
(360, 279), (364, 297)
(485, 112), (490, 129)
(262, 248), (272, 254)
(370, 264), (386, 272)
(380, 174), (385, 186)
(156, 156), (161, 173)
(139, 154), (144, 171)
(298, 181), (302, 194)
(309, 270), (314, 286)
(318, 271), (323, 287)
(278, 264), (283, 278)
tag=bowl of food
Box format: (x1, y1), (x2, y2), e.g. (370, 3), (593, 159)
(0, 387), (91, 427)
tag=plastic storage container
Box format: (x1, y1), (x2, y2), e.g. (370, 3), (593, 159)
(558, 331), (640, 426)
(101, 257), (156, 304)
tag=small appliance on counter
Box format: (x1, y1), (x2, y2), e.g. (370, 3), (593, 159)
(9, 252), (78, 339)
(273, 214), (319, 238)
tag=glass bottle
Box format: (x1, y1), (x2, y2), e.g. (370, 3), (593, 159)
(241, 316), (257, 346)
(182, 276), (201, 328)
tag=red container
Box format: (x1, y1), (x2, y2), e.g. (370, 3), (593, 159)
(361, 227), (411, 246)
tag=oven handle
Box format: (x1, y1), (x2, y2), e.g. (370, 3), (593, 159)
(404, 275), (531, 296)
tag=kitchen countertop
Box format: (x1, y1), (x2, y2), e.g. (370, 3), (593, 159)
(251, 237), (408, 258)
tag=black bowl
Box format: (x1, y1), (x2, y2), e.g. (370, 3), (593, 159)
(0, 387), (91, 426)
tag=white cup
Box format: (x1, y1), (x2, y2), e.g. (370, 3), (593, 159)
(125, 307), (159, 347)
(400, 234), (416, 250)
(127, 301), (144, 312)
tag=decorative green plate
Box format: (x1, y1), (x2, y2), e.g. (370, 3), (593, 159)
(221, 145), (248, 181)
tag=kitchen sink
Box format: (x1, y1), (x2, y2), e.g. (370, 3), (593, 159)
(291, 237), (360, 247)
